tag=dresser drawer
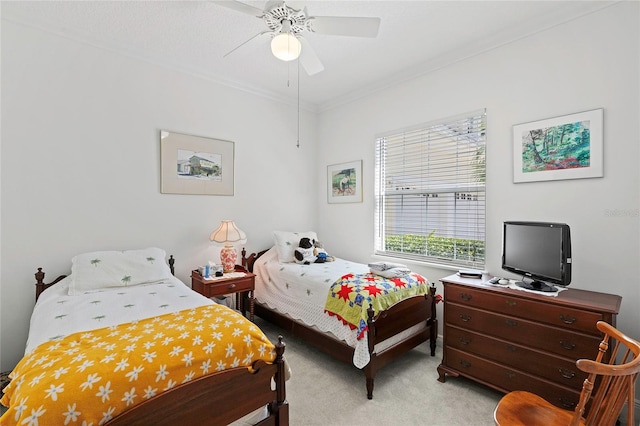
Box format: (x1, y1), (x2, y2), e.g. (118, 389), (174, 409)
(445, 347), (580, 410)
(445, 284), (603, 335)
(445, 304), (601, 360)
(192, 277), (254, 298)
(445, 325), (587, 389)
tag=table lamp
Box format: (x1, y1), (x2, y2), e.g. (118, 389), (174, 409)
(210, 220), (247, 273)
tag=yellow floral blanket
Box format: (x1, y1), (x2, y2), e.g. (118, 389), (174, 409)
(0, 304), (275, 425)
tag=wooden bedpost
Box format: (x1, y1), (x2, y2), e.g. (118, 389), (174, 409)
(428, 285), (438, 356)
(365, 307), (376, 399)
(241, 248), (268, 273)
(271, 335), (290, 425)
(274, 336), (286, 402)
(34, 268), (68, 302)
(35, 268), (46, 301)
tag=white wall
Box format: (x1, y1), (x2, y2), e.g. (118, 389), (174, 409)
(1, 3), (638, 410)
(0, 21), (318, 371)
(317, 2), (639, 347)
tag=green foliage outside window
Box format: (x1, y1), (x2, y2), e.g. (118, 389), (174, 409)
(384, 233), (485, 264)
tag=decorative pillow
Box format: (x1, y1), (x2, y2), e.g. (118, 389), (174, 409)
(68, 247), (173, 295)
(273, 231), (318, 263)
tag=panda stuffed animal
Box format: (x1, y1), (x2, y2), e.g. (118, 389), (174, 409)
(294, 237), (320, 264)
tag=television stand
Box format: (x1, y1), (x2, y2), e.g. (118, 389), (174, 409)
(515, 279), (557, 293)
(437, 274), (622, 411)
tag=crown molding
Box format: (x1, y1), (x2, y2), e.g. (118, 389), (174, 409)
(1, 12), (318, 114)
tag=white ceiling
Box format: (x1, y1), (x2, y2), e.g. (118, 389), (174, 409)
(2, 1), (617, 111)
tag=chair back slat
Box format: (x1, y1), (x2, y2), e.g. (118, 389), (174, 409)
(574, 322), (640, 426)
(494, 321), (639, 426)
(587, 376), (627, 425)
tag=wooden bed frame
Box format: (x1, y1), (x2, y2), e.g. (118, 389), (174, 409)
(242, 248), (438, 400)
(31, 258), (289, 426)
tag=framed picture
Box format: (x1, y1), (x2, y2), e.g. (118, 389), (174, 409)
(513, 108), (603, 183)
(327, 160), (362, 203)
(160, 130), (234, 195)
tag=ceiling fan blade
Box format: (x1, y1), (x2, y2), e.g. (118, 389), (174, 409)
(298, 37), (324, 76)
(309, 16), (381, 38)
(224, 31), (271, 58)
(209, 0), (265, 17)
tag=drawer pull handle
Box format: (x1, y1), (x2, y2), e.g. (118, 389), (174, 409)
(228, 284), (237, 289)
(505, 319), (518, 327)
(558, 398), (575, 409)
(505, 299), (517, 307)
(459, 314), (471, 322)
(560, 314), (577, 324)
(560, 340), (576, 350)
(505, 345), (517, 352)
(460, 360), (471, 368)
(460, 293), (472, 301)
(459, 337), (470, 346)
(558, 368), (576, 379)
(505, 371), (516, 379)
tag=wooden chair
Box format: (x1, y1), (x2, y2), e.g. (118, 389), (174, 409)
(494, 321), (640, 426)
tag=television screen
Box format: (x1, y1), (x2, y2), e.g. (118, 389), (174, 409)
(502, 221), (571, 292)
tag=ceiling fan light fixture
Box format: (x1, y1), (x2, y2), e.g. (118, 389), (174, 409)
(271, 20), (301, 61)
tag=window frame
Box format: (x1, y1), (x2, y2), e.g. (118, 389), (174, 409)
(374, 110), (487, 269)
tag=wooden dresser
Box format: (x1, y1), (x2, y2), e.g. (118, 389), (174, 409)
(437, 274), (622, 410)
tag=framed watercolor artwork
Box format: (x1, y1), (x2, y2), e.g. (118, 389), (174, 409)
(327, 160), (363, 203)
(160, 130), (234, 195)
(513, 108), (603, 183)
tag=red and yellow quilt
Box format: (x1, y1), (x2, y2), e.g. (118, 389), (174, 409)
(324, 272), (429, 339)
(0, 304), (275, 425)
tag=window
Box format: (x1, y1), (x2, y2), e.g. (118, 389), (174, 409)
(374, 110), (486, 269)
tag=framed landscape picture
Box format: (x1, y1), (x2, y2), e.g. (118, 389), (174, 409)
(327, 160), (362, 203)
(160, 130), (234, 195)
(513, 108), (603, 183)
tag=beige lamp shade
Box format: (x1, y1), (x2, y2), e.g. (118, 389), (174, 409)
(210, 220), (247, 273)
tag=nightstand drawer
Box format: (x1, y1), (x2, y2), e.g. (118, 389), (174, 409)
(191, 269), (256, 321)
(192, 277), (253, 298)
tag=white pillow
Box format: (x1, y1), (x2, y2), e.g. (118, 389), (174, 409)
(68, 247), (173, 295)
(273, 231), (318, 263)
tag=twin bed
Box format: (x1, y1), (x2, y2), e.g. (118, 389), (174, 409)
(1, 248), (288, 426)
(241, 230), (438, 399)
(2, 235), (438, 424)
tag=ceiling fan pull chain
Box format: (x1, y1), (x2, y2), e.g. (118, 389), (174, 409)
(297, 58), (300, 148)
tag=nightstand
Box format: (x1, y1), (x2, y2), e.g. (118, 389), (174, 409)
(191, 266), (255, 321)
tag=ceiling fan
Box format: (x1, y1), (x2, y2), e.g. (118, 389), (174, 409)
(212, 1), (381, 76)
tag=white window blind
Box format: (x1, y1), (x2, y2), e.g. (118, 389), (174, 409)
(374, 110), (486, 268)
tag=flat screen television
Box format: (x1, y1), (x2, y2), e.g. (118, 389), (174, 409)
(501, 221), (572, 292)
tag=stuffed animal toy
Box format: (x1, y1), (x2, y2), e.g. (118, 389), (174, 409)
(313, 240), (335, 262)
(294, 237), (317, 265)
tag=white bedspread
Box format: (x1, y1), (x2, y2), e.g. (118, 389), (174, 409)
(253, 247), (377, 368)
(19, 274), (283, 426)
(25, 275), (213, 354)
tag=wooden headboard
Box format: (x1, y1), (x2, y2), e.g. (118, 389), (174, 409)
(241, 248), (268, 273)
(34, 255), (176, 301)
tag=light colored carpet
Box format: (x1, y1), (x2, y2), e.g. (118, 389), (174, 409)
(254, 316), (503, 426)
